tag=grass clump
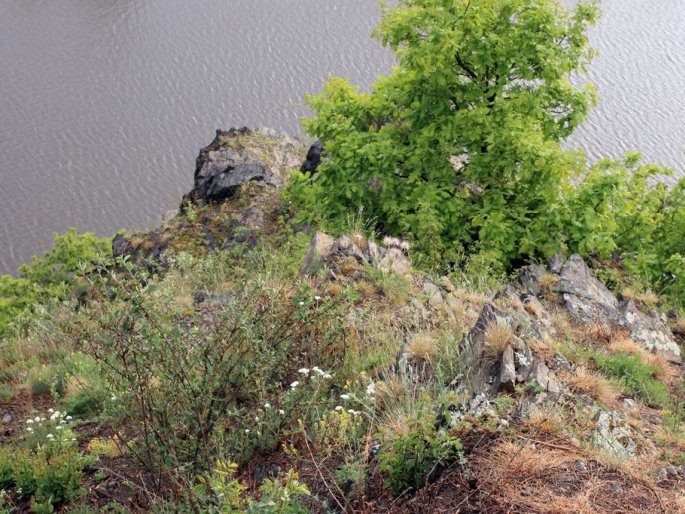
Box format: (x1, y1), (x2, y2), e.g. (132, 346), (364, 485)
(590, 351), (671, 408)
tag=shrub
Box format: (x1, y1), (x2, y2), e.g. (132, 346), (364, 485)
(0, 229), (111, 337)
(378, 402), (464, 495)
(288, 0), (599, 266)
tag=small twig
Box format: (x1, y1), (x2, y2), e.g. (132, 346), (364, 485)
(302, 429), (351, 513)
(514, 435), (580, 453)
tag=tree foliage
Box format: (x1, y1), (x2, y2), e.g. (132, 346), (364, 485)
(289, 0), (600, 265)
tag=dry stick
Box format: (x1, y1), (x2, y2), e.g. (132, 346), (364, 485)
(514, 435), (580, 453)
(302, 429), (351, 513)
(641, 479), (666, 513)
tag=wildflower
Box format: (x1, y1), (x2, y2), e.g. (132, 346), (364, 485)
(348, 409), (355, 415)
(264, 402), (271, 409)
(26, 419), (34, 425)
(111, 394), (117, 401)
(323, 373), (332, 380)
(299, 301), (305, 306)
(278, 409), (285, 415)
(255, 416), (259, 422)
(340, 394), (350, 400)
(314, 296), (321, 301)
(245, 429), (250, 434)
(56, 425), (63, 430)
(366, 382), (376, 396)
(46, 434), (54, 440)
(312, 366), (323, 375)
(48, 408), (54, 413)
(26, 427), (33, 433)
(335, 406), (343, 411)
(298, 368), (310, 376)
(71, 438), (76, 442)
(290, 381), (299, 389)
(40, 417), (46, 422)
(34, 416), (41, 423)
(66, 416), (72, 421)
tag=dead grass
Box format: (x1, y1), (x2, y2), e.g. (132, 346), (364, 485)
(524, 407), (567, 436)
(673, 317), (685, 336)
(405, 333), (437, 362)
(483, 320), (513, 363)
(607, 334), (673, 381)
(563, 367), (620, 405)
(524, 299), (543, 318)
(539, 273), (560, 292)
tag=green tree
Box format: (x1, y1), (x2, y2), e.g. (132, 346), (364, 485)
(289, 0), (599, 266)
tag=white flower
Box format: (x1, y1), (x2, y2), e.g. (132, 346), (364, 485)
(264, 403), (271, 409)
(40, 418), (46, 422)
(335, 406), (343, 411)
(366, 382), (376, 396)
(56, 425), (63, 430)
(255, 416), (259, 422)
(312, 366), (323, 375)
(66, 416), (73, 421)
(323, 373), (332, 380)
(245, 429), (250, 434)
(314, 296), (322, 301)
(46, 434), (54, 440)
(299, 301), (305, 306)
(340, 394), (350, 400)
(110, 395), (117, 401)
(26, 419), (34, 425)
(48, 408), (54, 413)
(290, 381), (299, 389)
(34, 416), (41, 422)
(26, 427), (33, 433)
(278, 409), (285, 415)
(298, 368), (310, 376)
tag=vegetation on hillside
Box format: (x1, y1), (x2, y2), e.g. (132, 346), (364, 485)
(0, 0), (684, 513)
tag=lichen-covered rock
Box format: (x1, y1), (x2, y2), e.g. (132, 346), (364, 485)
(499, 345), (516, 392)
(621, 300), (682, 363)
(592, 410), (637, 460)
(184, 127), (303, 205)
(300, 232), (336, 276)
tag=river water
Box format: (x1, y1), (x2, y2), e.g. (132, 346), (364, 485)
(1, 0), (684, 275)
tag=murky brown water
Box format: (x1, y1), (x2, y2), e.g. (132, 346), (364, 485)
(1, 0), (684, 274)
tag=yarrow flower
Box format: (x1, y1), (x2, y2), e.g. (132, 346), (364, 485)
(278, 409), (285, 415)
(314, 296), (322, 301)
(298, 368), (310, 376)
(290, 381), (299, 389)
(26, 427), (33, 433)
(366, 382), (376, 396)
(322, 373), (332, 380)
(26, 419), (34, 425)
(340, 394), (350, 400)
(335, 406), (343, 411)
(110, 394), (117, 401)
(46, 434), (54, 440)
(264, 402), (271, 409)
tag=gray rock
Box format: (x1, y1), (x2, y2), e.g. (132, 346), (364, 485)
(592, 410), (636, 460)
(1, 413), (11, 424)
(516, 264), (547, 297)
(622, 398), (638, 410)
(332, 235), (365, 262)
(423, 280), (444, 309)
(192, 162), (282, 203)
(300, 232), (336, 276)
(378, 247), (411, 275)
(529, 359), (562, 396)
(559, 255), (619, 314)
(363, 240), (386, 267)
(499, 345), (516, 392)
(621, 300), (681, 362)
(548, 253), (565, 274)
(574, 460), (588, 473)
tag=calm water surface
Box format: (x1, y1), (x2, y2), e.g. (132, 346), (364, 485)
(1, 0), (684, 274)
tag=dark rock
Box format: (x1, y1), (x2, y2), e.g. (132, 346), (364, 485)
(194, 292), (208, 304)
(516, 264), (547, 297)
(191, 162), (282, 203)
(300, 140), (324, 174)
(529, 359), (562, 396)
(112, 233), (135, 260)
(332, 235), (365, 262)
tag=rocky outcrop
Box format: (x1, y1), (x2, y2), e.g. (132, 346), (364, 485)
(300, 232), (411, 278)
(184, 127), (303, 205)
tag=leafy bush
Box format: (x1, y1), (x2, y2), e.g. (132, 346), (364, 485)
(288, 0), (599, 266)
(0, 229), (111, 338)
(378, 402), (464, 495)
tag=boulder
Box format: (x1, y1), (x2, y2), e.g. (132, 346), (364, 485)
(621, 300), (682, 363)
(498, 345), (516, 392)
(300, 140), (324, 174)
(592, 410), (637, 460)
(300, 232), (336, 276)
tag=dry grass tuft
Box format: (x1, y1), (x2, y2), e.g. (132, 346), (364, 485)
(539, 273), (560, 292)
(405, 333), (437, 362)
(326, 283), (344, 297)
(636, 291), (659, 306)
(524, 299), (542, 318)
(524, 406), (567, 435)
(563, 367), (620, 405)
(351, 232), (366, 250)
(483, 320), (513, 363)
(354, 280), (378, 300)
(673, 317), (685, 335)
(607, 335), (673, 381)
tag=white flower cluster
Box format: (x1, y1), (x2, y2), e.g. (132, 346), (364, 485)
(291, 367), (333, 391)
(24, 409), (76, 444)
